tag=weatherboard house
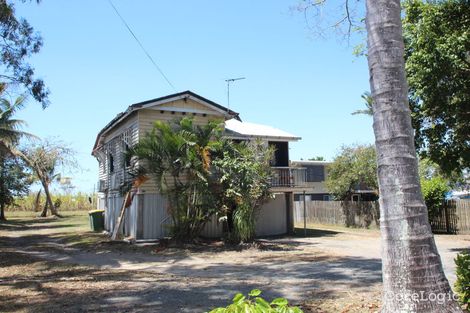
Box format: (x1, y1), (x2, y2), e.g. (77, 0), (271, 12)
(92, 91), (309, 240)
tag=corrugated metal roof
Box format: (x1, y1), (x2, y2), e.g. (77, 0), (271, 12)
(225, 119), (300, 141)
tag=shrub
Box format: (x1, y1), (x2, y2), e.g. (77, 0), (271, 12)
(421, 176), (449, 219)
(455, 251), (470, 308)
(207, 289), (303, 313)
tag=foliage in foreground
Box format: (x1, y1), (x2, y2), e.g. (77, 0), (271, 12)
(455, 251), (470, 308)
(404, 0), (470, 175)
(207, 289), (303, 313)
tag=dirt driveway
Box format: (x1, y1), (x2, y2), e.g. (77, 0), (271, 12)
(1, 213), (468, 312)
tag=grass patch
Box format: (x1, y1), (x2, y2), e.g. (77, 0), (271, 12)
(0, 210), (106, 249)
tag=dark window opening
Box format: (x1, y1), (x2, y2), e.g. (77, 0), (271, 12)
(269, 141), (289, 167)
(232, 139), (247, 145)
(109, 154), (114, 173)
(124, 144), (131, 167)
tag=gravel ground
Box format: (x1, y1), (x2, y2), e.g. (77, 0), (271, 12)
(1, 214), (468, 312)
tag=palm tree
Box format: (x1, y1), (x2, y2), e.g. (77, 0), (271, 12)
(131, 118), (223, 240)
(0, 95), (33, 221)
(0, 95), (31, 153)
(366, 0), (461, 311)
(351, 91), (373, 116)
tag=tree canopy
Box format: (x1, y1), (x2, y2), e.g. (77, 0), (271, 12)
(0, 155), (30, 220)
(0, 0), (48, 106)
(325, 144), (377, 200)
(403, 0), (470, 175)
(22, 139), (76, 217)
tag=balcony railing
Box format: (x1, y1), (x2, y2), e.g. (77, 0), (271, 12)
(271, 167), (307, 188)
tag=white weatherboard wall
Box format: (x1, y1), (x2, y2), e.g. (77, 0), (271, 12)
(256, 193), (287, 236)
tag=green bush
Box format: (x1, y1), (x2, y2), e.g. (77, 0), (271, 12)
(207, 289), (303, 313)
(455, 251), (470, 308)
(421, 176), (449, 219)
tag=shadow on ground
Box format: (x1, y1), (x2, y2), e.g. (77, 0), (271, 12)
(0, 249), (382, 313)
(292, 227), (340, 238)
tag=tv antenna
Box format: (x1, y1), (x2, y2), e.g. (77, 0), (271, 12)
(225, 77), (245, 109)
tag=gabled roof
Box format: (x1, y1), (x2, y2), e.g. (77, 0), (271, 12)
(224, 119), (301, 141)
(128, 90), (239, 116)
(92, 91), (240, 154)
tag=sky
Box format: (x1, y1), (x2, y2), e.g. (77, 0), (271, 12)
(14, 0), (374, 193)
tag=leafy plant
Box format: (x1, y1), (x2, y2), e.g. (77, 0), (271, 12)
(325, 144), (377, 200)
(213, 140), (273, 242)
(130, 118), (224, 241)
(403, 0), (470, 175)
(207, 289), (303, 313)
(455, 251), (470, 308)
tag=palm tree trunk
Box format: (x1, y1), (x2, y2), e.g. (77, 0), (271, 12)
(366, 1), (462, 312)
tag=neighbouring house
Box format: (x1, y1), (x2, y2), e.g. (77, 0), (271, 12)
(290, 160), (378, 202)
(290, 160), (332, 201)
(92, 90), (307, 240)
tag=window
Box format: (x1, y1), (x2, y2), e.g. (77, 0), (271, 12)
(124, 143), (131, 167)
(306, 165), (325, 182)
(108, 154), (114, 173)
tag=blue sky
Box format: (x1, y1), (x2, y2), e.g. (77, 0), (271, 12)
(14, 0), (374, 192)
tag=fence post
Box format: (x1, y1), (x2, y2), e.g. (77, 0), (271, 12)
(303, 190), (307, 236)
(444, 201), (450, 234)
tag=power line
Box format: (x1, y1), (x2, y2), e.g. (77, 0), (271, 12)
(107, 0), (176, 91)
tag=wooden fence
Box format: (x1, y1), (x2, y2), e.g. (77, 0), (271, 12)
(294, 200), (470, 234)
(294, 200), (380, 229)
(430, 200), (470, 234)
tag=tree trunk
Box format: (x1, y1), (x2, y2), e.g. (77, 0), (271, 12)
(39, 180), (61, 217)
(366, 1), (462, 312)
(0, 157), (5, 221)
(0, 203), (6, 221)
(33, 189), (42, 212)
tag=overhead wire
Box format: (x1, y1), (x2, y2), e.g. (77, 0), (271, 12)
(107, 0), (176, 91)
